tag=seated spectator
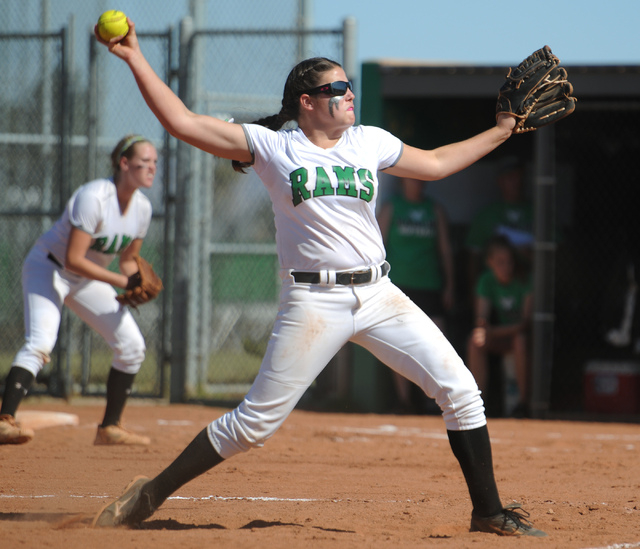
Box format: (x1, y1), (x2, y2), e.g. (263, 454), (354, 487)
(465, 157), (533, 295)
(467, 235), (532, 417)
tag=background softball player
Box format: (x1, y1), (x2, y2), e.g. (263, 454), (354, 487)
(0, 135), (157, 446)
(92, 20), (546, 536)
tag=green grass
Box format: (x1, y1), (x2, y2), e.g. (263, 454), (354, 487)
(206, 349), (263, 384)
(0, 348), (264, 398)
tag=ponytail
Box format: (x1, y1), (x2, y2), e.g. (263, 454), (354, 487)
(231, 57), (342, 174)
(232, 112), (290, 173)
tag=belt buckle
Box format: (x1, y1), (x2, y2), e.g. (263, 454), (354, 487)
(352, 268), (370, 284)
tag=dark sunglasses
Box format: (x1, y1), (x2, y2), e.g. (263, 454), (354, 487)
(302, 80), (353, 97)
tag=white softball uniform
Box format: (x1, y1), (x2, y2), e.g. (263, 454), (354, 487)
(207, 124), (485, 459)
(12, 179), (151, 377)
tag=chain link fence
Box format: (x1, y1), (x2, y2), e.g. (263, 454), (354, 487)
(0, 26), (73, 397)
(0, 4), (175, 398)
(170, 20), (349, 402)
(0, 0), (350, 404)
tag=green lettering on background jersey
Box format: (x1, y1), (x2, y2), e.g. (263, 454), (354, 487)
(118, 235), (132, 252)
(334, 167), (357, 197)
(105, 237), (119, 254)
(90, 235), (133, 254)
(313, 167), (334, 197)
(90, 237), (108, 251)
(290, 168), (311, 206)
(357, 169), (375, 202)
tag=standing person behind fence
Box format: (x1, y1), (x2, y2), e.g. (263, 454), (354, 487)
(467, 235), (533, 418)
(92, 20), (546, 537)
(465, 157), (533, 294)
(378, 177), (454, 414)
(0, 135), (158, 446)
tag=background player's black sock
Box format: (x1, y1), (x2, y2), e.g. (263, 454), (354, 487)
(447, 425), (503, 518)
(101, 368), (136, 427)
(143, 428), (224, 508)
(1, 366), (35, 417)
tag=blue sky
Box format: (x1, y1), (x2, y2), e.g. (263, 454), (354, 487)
(313, 0), (639, 66)
(7, 1), (637, 68)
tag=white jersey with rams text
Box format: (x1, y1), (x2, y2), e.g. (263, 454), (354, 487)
(243, 124), (403, 272)
(37, 178), (152, 269)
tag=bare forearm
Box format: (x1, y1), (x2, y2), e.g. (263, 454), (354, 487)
(97, 18), (250, 161)
(126, 50), (249, 160)
(430, 124), (513, 179)
(126, 51), (191, 138)
(65, 258), (128, 289)
(388, 116), (515, 181)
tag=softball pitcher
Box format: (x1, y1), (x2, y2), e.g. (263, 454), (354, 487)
(0, 135), (157, 447)
(92, 20), (546, 536)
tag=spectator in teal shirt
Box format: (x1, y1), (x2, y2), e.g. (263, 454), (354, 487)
(379, 177), (454, 413)
(465, 157), (533, 296)
(467, 235), (532, 417)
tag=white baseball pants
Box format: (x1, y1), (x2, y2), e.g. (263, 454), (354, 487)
(208, 274), (485, 459)
(12, 245), (146, 377)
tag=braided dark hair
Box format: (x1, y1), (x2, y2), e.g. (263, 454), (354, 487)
(232, 57), (342, 173)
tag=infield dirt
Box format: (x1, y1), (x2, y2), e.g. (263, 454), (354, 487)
(1, 398), (638, 549)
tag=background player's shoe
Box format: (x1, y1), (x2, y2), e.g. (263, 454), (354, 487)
(470, 503), (547, 536)
(92, 475), (154, 527)
(0, 414), (35, 444)
(94, 424), (151, 446)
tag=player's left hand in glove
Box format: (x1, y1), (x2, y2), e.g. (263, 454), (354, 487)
(116, 256), (163, 307)
(497, 45), (577, 133)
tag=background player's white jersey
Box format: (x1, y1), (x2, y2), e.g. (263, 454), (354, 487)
(37, 178), (152, 270)
(244, 124), (403, 272)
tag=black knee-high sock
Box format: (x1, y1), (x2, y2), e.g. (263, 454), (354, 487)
(143, 428), (225, 508)
(447, 425), (503, 518)
(1, 367), (35, 417)
(101, 368), (136, 427)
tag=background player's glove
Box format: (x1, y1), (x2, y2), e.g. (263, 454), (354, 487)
(116, 256), (163, 307)
(497, 45), (576, 134)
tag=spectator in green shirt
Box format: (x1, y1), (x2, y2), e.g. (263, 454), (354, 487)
(379, 177), (454, 413)
(465, 157), (533, 296)
(467, 235), (532, 418)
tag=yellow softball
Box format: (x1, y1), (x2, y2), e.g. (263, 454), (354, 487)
(97, 10), (129, 42)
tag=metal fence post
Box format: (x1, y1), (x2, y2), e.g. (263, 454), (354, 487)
(531, 126), (557, 418)
(159, 27), (176, 399)
(170, 16), (194, 402)
(342, 16), (357, 119)
(56, 21), (74, 399)
(297, 0), (312, 62)
(189, 0), (210, 393)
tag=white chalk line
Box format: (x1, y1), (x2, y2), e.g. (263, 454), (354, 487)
(330, 425), (638, 449)
(333, 425), (448, 440)
(581, 543), (640, 549)
(0, 493), (415, 504)
(155, 418), (640, 445)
